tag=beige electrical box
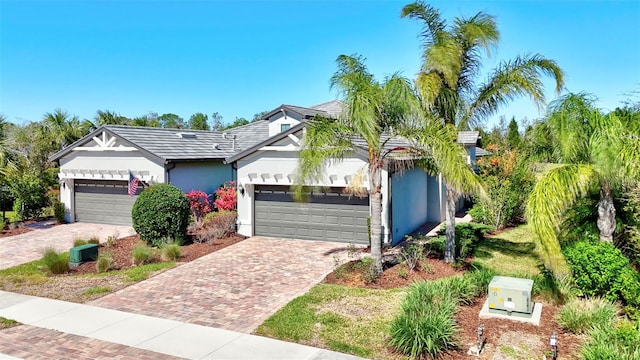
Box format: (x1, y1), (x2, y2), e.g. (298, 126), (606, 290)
(488, 276), (533, 314)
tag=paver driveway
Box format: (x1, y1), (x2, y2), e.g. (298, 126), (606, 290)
(0, 222), (134, 270)
(91, 237), (356, 333)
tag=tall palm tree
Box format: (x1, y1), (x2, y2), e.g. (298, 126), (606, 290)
(526, 93), (640, 273)
(40, 109), (87, 150)
(402, 2), (565, 262)
(296, 54), (420, 274)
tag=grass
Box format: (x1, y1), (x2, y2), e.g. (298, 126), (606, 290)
(87, 262), (175, 282)
(1, 211), (19, 223)
(473, 224), (543, 278)
(82, 286), (111, 296)
(557, 297), (619, 334)
(255, 283), (404, 359)
(0, 316), (20, 329)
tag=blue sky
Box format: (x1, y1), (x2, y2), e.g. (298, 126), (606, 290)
(1, 0), (639, 129)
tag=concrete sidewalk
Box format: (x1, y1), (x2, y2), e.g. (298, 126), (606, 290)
(0, 291), (364, 360)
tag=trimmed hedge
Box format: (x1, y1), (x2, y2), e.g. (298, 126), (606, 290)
(131, 184), (190, 245)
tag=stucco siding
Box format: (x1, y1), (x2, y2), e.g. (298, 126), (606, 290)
(391, 168), (428, 244)
(60, 151), (165, 182)
(427, 174), (445, 222)
(267, 112), (302, 137)
(169, 161), (233, 195)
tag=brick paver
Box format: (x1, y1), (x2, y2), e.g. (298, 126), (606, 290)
(0, 325), (181, 360)
(91, 237), (356, 333)
(0, 222), (134, 269)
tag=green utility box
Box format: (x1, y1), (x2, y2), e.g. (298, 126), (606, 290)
(488, 276), (533, 314)
(69, 243), (99, 265)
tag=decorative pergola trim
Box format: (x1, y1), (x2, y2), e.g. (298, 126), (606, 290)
(58, 169), (155, 182)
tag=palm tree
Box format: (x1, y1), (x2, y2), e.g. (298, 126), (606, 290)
(40, 109), (87, 150)
(95, 110), (130, 126)
(296, 54), (420, 274)
(402, 2), (565, 263)
(526, 93), (640, 273)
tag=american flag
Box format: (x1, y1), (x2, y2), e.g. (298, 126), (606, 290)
(128, 171), (140, 196)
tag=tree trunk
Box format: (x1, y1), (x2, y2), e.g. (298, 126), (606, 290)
(368, 160), (384, 275)
(597, 184), (616, 242)
(445, 187), (457, 263)
(370, 191), (383, 274)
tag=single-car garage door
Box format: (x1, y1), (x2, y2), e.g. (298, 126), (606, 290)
(74, 180), (139, 226)
(254, 185), (369, 244)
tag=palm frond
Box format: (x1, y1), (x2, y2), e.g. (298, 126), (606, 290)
(526, 164), (598, 273)
(294, 116), (354, 200)
(400, 1), (446, 48)
(452, 12), (499, 94)
(464, 54), (565, 129)
(547, 92), (600, 163)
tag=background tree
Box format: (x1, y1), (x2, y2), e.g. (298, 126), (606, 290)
(130, 112), (160, 127)
(253, 111), (270, 122)
(211, 112), (224, 131)
(94, 110), (130, 126)
(297, 54), (420, 274)
(402, 1), (564, 262)
(506, 117), (522, 150)
(158, 113), (185, 129)
(526, 93), (640, 273)
(224, 117), (249, 130)
(188, 112), (210, 130)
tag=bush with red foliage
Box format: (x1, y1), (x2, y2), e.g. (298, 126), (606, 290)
(214, 181), (237, 211)
(186, 190), (212, 220)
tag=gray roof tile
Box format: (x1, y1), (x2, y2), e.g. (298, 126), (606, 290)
(457, 131), (480, 145)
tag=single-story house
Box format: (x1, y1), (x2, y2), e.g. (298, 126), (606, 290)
(48, 122), (269, 225)
(226, 101), (481, 246)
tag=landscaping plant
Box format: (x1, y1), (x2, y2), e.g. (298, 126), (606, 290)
(579, 320), (640, 360)
(214, 181), (237, 211)
(52, 200), (66, 223)
(160, 243), (181, 261)
(131, 244), (155, 266)
(131, 183), (190, 245)
(186, 190), (212, 221)
(96, 253), (114, 273)
(557, 297), (618, 335)
(42, 248), (69, 274)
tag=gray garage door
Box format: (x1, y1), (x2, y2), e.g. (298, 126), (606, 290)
(74, 180), (140, 226)
(254, 185), (369, 244)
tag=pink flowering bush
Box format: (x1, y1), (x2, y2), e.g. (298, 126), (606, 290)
(214, 181), (237, 211)
(186, 190), (212, 221)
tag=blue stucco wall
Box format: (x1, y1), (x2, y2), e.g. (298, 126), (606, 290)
(169, 161), (234, 195)
(391, 167), (428, 244)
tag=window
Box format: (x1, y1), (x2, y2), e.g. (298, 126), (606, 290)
(280, 124), (291, 132)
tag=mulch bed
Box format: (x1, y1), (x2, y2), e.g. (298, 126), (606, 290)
(324, 251), (583, 359)
(0, 227), (32, 238)
(71, 234), (245, 275)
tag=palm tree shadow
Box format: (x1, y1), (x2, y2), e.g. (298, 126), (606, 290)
(474, 236), (541, 262)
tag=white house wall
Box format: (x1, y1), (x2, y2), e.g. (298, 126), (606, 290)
(267, 112), (302, 137)
(235, 133), (393, 243)
(391, 168), (428, 244)
(60, 152), (166, 182)
(170, 162), (233, 195)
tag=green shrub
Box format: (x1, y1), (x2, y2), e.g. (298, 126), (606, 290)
(557, 298), (619, 334)
(580, 320), (640, 360)
(563, 241), (640, 308)
(96, 253), (114, 273)
(73, 239), (87, 247)
(9, 174), (49, 220)
(400, 243), (423, 272)
(42, 248), (69, 274)
(87, 236), (100, 245)
(52, 200), (66, 223)
(160, 243), (181, 261)
(389, 281), (458, 359)
(132, 244), (155, 266)
(436, 223), (493, 259)
(132, 184), (190, 245)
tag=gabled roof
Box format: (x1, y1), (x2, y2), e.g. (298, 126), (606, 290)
(457, 131), (481, 146)
(261, 101), (344, 121)
(475, 147), (490, 157)
(49, 121), (270, 163)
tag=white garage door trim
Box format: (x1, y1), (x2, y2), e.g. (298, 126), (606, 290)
(74, 180), (139, 226)
(254, 185), (370, 244)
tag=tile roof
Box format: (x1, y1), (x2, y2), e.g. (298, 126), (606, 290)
(310, 100), (344, 118)
(49, 121), (270, 163)
(457, 131), (480, 145)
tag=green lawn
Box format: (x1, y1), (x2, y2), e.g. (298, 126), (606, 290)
(473, 224), (543, 278)
(1, 210), (19, 223)
(255, 283), (404, 359)
(256, 225), (563, 359)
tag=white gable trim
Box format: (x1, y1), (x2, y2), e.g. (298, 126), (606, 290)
(57, 169), (156, 182)
(72, 131), (137, 152)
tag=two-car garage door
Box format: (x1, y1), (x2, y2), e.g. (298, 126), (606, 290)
(74, 180), (139, 226)
(254, 185), (369, 244)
